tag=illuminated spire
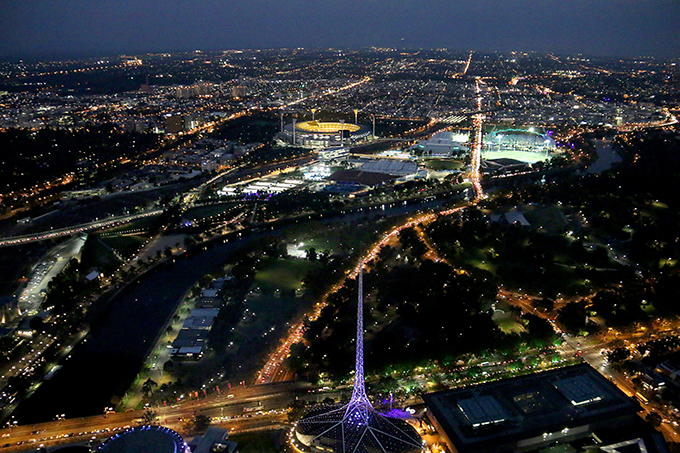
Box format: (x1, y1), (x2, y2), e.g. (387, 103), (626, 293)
(293, 268), (424, 453)
(344, 268), (372, 425)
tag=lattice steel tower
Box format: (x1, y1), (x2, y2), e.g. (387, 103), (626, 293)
(293, 270), (423, 453)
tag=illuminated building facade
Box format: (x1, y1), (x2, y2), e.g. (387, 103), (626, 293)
(97, 425), (190, 453)
(281, 121), (371, 149)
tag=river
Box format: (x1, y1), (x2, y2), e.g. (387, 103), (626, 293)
(12, 196), (454, 423)
(584, 140), (622, 174)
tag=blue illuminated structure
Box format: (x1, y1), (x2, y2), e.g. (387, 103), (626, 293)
(98, 425), (190, 453)
(344, 269), (372, 424)
(293, 270), (423, 453)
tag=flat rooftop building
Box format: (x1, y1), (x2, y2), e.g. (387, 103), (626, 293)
(423, 363), (668, 453)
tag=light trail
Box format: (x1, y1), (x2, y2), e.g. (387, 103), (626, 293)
(469, 77), (485, 202)
(0, 210), (163, 247)
(462, 51), (473, 75)
(256, 70), (488, 385)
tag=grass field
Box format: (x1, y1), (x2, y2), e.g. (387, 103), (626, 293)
(283, 217), (387, 257)
(229, 430), (284, 453)
(492, 301), (525, 334)
(483, 150), (551, 164)
(254, 258), (311, 291)
(100, 235), (146, 258)
(80, 237), (121, 272)
(423, 159), (465, 171)
(184, 203), (239, 221)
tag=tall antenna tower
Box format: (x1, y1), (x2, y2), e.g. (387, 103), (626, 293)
(292, 269), (423, 453)
(344, 270), (372, 424)
(292, 118), (297, 145)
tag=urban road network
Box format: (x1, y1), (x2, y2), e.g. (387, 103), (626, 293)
(1, 63), (677, 451)
(0, 70), (490, 453)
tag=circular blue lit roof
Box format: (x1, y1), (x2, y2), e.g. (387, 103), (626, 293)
(97, 425), (189, 453)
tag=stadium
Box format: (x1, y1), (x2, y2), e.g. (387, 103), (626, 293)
(483, 128), (556, 164)
(280, 120), (371, 149)
(97, 425), (190, 453)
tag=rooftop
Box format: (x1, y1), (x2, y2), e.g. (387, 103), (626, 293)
(97, 426), (189, 453)
(423, 364), (642, 453)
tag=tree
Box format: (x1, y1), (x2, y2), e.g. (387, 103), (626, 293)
(193, 414), (211, 432)
(398, 227), (427, 257)
(142, 378), (158, 397)
(29, 316), (46, 332)
(607, 347), (630, 363)
(557, 301), (588, 334)
(141, 409), (158, 425)
(288, 400), (309, 423)
(535, 298), (555, 313)
(645, 411), (662, 429)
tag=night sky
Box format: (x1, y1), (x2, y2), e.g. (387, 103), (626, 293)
(1, 0), (679, 59)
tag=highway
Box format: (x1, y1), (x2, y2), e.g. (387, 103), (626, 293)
(0, 210), (163, 248)
(256, 68), (488, 386)
(0, 381), (307, 452)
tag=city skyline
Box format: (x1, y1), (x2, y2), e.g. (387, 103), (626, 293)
(0, 21), (679, 450)
(1, 0), (679, 60)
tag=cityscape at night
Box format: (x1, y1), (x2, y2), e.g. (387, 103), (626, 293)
(0, 1), (679, 453)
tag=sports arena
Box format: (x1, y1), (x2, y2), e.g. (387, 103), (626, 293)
(281, 120), (371, 149)
(483, 128), (556, 164)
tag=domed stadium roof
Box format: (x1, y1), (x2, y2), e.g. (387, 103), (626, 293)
(97, 426), (189, 453)
(295, 121), (362, 133)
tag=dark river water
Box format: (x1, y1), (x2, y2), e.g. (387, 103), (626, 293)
(584, 140), (622, 174)
(13, 196), (452, 423)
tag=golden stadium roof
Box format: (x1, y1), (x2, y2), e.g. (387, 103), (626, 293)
(295, 121), (361, 133)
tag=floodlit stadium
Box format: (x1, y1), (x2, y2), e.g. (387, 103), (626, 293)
(483, 129), (556, 163)
(281, 120), (371, 149)
(296, 121), (362, 133)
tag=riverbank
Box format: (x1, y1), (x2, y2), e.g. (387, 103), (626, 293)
(11, 189), (464, 423)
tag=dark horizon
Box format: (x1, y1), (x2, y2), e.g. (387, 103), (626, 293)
(1, 0), (679, 61)
(0, 46), (676, 65)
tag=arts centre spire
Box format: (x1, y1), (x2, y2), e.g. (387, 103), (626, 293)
(292, 269), (423, 453)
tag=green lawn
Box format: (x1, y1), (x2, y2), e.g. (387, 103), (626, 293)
(184, 203), (239, 221)
(80, 237), (121, 272)
(100, 235), (146, 258)
(422, 159), (465, 171)
(229, 431), (283, 453)
(492, 301), (525, 334)
(283, 219), (384, 256)
(254, 258), (312, 291)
